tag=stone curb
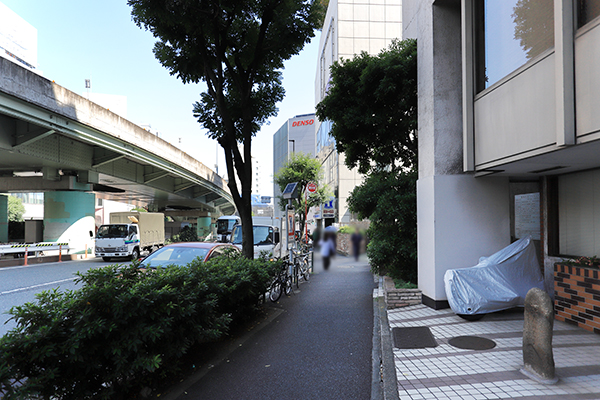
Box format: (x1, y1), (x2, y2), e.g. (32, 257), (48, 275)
(371, 276), (400, 400)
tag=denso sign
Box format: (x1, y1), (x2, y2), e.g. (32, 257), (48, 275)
(292, 119), (314, 127)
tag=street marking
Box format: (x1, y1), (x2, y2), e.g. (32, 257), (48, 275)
(0, 277), (76, 296)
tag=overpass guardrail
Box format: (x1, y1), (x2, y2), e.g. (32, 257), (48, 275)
(0, 242), (70, 256)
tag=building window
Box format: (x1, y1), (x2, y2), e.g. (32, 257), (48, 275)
(475, 0), (554, 92)
(558, 169), (600, 257)
(578, 0), (600, 28)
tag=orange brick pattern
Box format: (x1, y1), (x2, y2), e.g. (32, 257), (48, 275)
(554, 264), (600, 334)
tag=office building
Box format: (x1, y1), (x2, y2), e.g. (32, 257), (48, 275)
(314, 0), (403, 224)
(404, 0), (600, 308)
(272, 114), (317, 220)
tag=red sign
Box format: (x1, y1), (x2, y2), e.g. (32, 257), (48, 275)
(306, 182), (317, 193)
(292, 119), (314, 127)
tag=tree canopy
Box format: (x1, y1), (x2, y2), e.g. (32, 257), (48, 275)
(315, 39), (417, 174)
(8, 196), (25, 222)
(129, 0), (323, 257)
(274, 152), (329, 235)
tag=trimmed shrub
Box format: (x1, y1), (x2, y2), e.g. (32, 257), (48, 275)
(0, 256), (277, 399)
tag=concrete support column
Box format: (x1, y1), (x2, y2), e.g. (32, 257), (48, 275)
(412, 1), (511, 308)
(0, 195), (7, 243)
(44, 191), (95, 254)
(197, 216), (212, 239)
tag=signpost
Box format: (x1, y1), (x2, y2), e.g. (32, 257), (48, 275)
(304, 182), (318, 241)
(283, 182), (300, 257)
(323, 198), (335, 218)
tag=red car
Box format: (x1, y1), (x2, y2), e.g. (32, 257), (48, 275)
(139, 242), (240, 269)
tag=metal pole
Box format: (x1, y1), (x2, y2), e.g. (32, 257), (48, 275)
(304, 190), (308, 243)
(287, 200), (294, 277)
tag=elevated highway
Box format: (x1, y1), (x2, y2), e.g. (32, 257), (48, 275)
(0, 58), (235, 250)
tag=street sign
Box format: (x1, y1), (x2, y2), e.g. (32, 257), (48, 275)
(287, 208), (295, 249)
(306, 182), (318, 193)
(323, 198), (335, 218)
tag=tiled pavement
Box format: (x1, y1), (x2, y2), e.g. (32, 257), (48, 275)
(387, 304), (600, 400)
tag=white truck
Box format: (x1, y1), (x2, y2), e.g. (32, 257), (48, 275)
(95, 212), (165, 261)
(230, 224), (281, 259)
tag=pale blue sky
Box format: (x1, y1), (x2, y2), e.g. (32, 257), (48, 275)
(1, 0), (321, 196)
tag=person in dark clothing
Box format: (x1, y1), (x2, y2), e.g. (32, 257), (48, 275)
(351, 227), (363, 261)
(319, 231), (335, 270)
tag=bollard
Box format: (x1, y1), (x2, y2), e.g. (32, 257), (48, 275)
(24, 246), (28, 266)
(59, 245), (62, 262)
(520, 287), (558, 384)
(85, 244), (88, 258)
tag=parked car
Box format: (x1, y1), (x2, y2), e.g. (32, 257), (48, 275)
(138, 242), (240, 269)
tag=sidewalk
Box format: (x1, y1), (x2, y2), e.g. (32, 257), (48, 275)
(385, 302), (600, 399)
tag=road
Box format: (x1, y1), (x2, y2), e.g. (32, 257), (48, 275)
(0, 257), (124, 336)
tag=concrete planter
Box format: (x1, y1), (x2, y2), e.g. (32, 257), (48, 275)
(554, 263), (600, 334)
(383, 276), (421, 309)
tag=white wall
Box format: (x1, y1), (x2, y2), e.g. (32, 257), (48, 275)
(417, 174), (510, 303)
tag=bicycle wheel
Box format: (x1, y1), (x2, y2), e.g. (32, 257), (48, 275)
(302, 259), (310, 281)
(294, 261), (300, 288)
(269, 278), (282, 302)
(284, 275), (293, 295)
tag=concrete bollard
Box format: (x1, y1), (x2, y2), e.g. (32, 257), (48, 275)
(520, 287), (558, 384)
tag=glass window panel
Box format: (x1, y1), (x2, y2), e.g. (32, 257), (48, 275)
(476, 0), (554, 91)
(578, 0), (600, 28)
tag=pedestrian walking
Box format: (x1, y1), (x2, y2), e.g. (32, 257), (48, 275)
(319, 232), (335, 270)
(351, 227), (363, 261)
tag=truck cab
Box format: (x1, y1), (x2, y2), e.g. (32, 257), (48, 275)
(95, 223), (140, 261)
(95, 212), (165, 262)
(230, 224), (281, 259)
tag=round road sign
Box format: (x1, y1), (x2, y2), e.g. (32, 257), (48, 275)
(306, 182), (318, 193)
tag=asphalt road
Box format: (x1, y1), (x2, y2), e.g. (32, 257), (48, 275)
(176, 254), (376, 400)
(0, 257), (126, 336)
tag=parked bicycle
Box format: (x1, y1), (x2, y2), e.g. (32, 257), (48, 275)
(293, 249), (311, 288)
(269, 260), (293, 302)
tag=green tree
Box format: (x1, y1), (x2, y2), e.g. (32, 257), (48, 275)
(274, 152), (329, 235)
(348, 171), (417, 283)
(128, 0), (323, 258)
(8, 195), (25, 222)
(316, 39), (418, 282)
(316, 39), (417, 174)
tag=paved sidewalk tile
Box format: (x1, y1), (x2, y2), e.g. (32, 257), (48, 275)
(388, 305), (600, 400)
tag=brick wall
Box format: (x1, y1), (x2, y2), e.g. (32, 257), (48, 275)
(383, 276), (422, 309)
(554, 264), (600, 334)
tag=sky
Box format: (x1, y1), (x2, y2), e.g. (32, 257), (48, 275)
(0, 0), (321, 196)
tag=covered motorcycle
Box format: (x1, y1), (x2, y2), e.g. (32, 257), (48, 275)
(444, 235), (545, 316)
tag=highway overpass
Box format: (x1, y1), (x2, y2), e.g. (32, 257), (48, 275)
(0, 58), (236, 251)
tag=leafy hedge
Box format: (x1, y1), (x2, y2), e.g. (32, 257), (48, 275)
(0, 255), (278, 399)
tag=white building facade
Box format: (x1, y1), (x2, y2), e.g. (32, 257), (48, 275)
(404, 0), (600, 308)
(315, 0), (403, 224)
